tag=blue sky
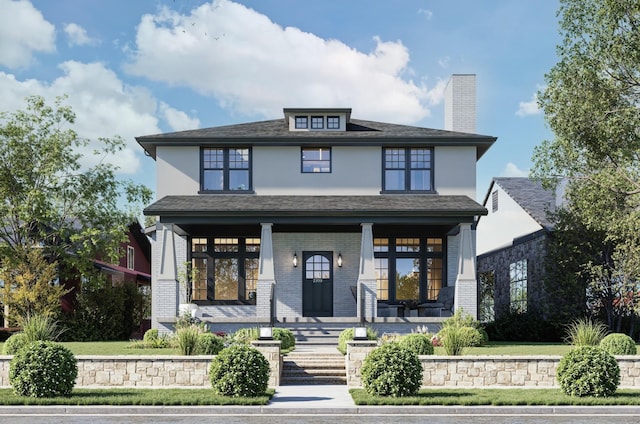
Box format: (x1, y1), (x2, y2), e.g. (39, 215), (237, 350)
(0, 0), (560, 201)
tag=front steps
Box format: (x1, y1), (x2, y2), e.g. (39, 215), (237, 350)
(281, 352), (346, 385)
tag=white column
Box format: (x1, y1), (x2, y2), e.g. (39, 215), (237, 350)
(454, 223), (478, 318)
(257, 223), (276, 320)
(357, 223), (377, 320)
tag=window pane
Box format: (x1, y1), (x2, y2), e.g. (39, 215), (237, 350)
(385, 148), (405, 169)
(229, 170), (249, 190)
(374, 238), (388, 252)
(305, 255), (331, 280)
(246, 238), (261, 252)
(203, 170), (224, 190)
(426, 258), (442, 301)
(427, 238), (442, 253)
(410, 148), (431, 168)
(214, 238), (239, 252)
(192, 238), (208, 252)
(203, 148), (224, 168)
(245, 258), (258, 302)
(375, 258), (389, 301)
(311, 116), (324, 129)
(295, 116), (308, 129)
(302, 148), (331, 173)
(327, 116), (340, 129)
(396, 238), (420, 252)
(229, 148), (249, 169)
(410, 170), (431, 190)
(509, 260), (528, 313)
(191, 258), (208, 301)
(215, 258), (238, 300)
(395, 258), (419, 301)
(385, 170), (405, 190)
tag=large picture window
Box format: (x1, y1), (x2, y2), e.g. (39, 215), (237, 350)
(301, 148), (331, 173)
(201, 148), (251, 192)
(374, 236), (444, 303)
(383, 147), (433, 192)
(190, 236), (260, 304)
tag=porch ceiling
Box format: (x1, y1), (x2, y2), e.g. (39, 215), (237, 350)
(145, 194), (486, 226)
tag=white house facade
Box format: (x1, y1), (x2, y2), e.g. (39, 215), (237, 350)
(138, 76), (496, 333)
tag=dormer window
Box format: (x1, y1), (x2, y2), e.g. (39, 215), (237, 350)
(311, 116), (324, 129)
(295, 116), (308, 129)
(327, 116), (340, 129)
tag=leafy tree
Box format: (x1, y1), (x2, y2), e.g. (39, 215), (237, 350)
(0, 95), (151, 322)
(533, 0), (640, 331)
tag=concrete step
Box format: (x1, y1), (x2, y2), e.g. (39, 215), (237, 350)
(281, 352), (346, 385)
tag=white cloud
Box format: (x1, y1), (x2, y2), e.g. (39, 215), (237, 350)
(500, 162), (529, 177)
(437, 56), (450, 69)
(64, 23), (99, 46)
(0, 61), (187, 175)
(418, 8), (433, 20)
(0, 0), (55, 68)
(516, 92), (541, 117)
(160, 102), (200, 131)
(125, 0), (443, 124)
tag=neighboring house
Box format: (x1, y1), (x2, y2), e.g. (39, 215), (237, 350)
(476, 177), (558, 321)
(138, 75), (497, 333)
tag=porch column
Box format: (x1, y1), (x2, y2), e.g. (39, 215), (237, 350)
(257, 223), (276, 321)
(154, 223), (181, 334)
(357, 223), (377, 320)
(454, 223), (478, 318)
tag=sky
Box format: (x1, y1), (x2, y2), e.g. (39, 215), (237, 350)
(0, 0), (561, 202)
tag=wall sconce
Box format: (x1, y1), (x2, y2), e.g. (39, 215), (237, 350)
(293, 252), (298, 267)
(337, 252), (343, 267)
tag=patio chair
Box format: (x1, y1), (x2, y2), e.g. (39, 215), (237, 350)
(418, 286), (454, 317)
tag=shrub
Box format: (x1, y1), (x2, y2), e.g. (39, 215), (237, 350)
(230, 327), (259, 345)
(272, 328), (296, 351)
(438, 326), (470, 356)
(485, 310), (561, 342)
(143, 329), (159, 343)
(176, 325), (202, 355)
(398, 333), (434, 355)
(197, 332), (225, 355)
(600, 333), (637, 355)
(9, 341), (77, 397)
(3, 333), (27, 355)
(438, 308), (488, 347)
(565, 318), (608, 346)
(22, 314), (65, 342)
(209, 344), (269, 397)
(361, 343), (422, 397)
(557, 346), (619, 397)
(337, 327), (377, 355)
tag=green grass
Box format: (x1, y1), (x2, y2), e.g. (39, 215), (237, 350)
(0, 388), (274, 405)
(350, 388), (640, 406)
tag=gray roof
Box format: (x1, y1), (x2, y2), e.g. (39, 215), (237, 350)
(487, 178), (556, 230)
(137, 118), (496, 159)
(145, 194), (487, 225)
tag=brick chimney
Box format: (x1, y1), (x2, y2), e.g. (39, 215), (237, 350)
(444, 74), (476, 133)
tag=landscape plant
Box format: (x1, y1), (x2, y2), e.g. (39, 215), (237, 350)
(599, 333), (637, 355)
(361, 342), (422, 397)
(176, 324), (202, 355)
(21, 314), (65, 343)
(556, 346), (619, 397)
(337, 327), (377, 355)
(398, 333), (434, 356)
(2, 333), (27, 355)
(209, 344), (270, 397)
(9, 341), (77, 397)
(230, 327), (259, 345)
(564, 317), (608, 346)
(272, 328), (296, 351)
(197, 332), (225, 355)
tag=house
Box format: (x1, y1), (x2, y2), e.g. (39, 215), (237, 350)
(138, 74), (497, 334)
(475, 177), (559, 322)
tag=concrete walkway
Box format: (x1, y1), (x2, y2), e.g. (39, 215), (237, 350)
(265, 384), (354, 409)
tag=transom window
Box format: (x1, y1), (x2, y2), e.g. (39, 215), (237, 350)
(201, 148), (251, 192)
(295, 116), (308, 129)
(190, 236), (260, 304)
(383, 147), (433, 192)
(311, 116), (324, 129)
(327, 116), (340, 129)
(301, 148), (331, 173)
(374, 237), (444, 302)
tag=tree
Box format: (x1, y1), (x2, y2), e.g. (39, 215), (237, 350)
(0, 96), (152, 322)
(532, 0), (640, 332)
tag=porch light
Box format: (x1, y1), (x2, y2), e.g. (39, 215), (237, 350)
(259, 326), (273, 340)
(354, 326), (368, 340)
(337, 252), (343, 267)
(293, 252), (298, 267)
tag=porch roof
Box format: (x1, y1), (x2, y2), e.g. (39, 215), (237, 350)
(145, 194), (486, 225)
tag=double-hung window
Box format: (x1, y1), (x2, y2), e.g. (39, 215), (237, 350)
(383, 147), (433, 192)
(201, 148), (251, 192)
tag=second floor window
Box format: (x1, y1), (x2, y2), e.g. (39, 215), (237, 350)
(383, 147), (433, 192)
(301, 147), (331, 173)
(202, 148), (251, 192)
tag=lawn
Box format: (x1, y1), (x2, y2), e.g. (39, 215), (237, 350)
(350, 388), (640, 406)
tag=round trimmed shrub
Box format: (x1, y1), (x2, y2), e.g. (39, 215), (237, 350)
(197, 332), (225, 355)
(3, 333), (27, 355)
(398, 333), (434, 355)
(143, 329), (159, 343)
(557, 346), (619, 397)
(361, 342), (422, 397)
(599, 333), (637, 355)
(272, 328), (296, 351)
(337, 327), (377, 355)
(9, 341), (77, 398)
(209, 344), (269, 397)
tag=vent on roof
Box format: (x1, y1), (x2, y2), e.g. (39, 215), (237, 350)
(491, 190), (498, 212)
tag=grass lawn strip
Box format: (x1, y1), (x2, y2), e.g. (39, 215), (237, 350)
(350, 388), (640, 406)
(0, 388), (274, 406)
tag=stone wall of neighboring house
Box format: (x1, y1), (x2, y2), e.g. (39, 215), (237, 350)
(477, 231), (549, 319)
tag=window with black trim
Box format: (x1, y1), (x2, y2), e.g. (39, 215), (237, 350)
(201, 148), (251, 192)
(509, 259), (527, 313)
(311, 116), (324, 129)
(190, 237), (260, 304)
(301, 147), (331, 173)
(295, 116), (308, 129)
(327, 116), (340, 129)
(383, 147), (433, 192)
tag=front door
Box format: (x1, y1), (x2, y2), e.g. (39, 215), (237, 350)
(302, 251), (333, 317)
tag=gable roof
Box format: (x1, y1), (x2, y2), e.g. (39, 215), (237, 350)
(482, 177), (556, 230)
(137, 118), (496, 160)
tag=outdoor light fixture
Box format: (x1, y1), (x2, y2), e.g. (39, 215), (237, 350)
(293, 252), (298, 267)
(337, 252), (343, 267)
(354, 326), (368, 340)
(259, 327), (273, 340)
